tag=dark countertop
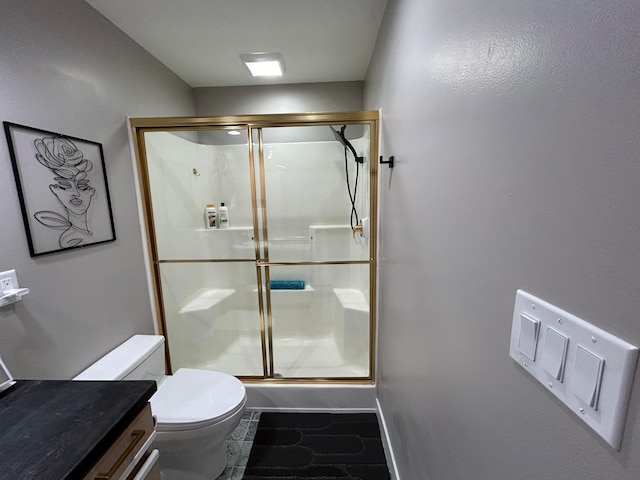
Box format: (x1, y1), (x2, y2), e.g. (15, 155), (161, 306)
(0, 380), (157, 480)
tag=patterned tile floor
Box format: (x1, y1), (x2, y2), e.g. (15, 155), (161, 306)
(215, 411), (261, 480)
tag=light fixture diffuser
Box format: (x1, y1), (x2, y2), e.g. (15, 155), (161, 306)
(240, 52), (286, 77)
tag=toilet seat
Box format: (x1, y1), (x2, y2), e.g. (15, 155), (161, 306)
(150, 368), (246, 432)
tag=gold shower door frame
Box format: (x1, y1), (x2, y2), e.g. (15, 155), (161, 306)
(130, 111), (379, 383)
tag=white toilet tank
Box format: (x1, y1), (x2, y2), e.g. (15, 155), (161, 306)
(74, 335), (166, 384)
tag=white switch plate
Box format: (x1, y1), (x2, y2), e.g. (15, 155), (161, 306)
(509, 290), (639, 450)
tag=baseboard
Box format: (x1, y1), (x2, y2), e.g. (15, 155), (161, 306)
(376, 397), (401, 480)
(245, 384), (377, 410)
(248, 406), (377, 413)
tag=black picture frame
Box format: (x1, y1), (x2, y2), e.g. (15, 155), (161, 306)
(3, 122), (116, 256)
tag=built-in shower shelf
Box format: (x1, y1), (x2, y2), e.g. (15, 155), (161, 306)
(179, 288), (235, 313)
(195, 226), (253, 232)
(333, 288), (369, 312)
(308, 224), (352, 230)
(250, 285), (315, 293)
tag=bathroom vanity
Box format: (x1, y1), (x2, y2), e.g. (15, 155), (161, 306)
(0, 380), (158, 479)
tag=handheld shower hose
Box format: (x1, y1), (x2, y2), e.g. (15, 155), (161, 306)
(329, 125), (364, 230)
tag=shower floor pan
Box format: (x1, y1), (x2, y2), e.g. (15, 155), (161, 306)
(191, 334), (368, 378)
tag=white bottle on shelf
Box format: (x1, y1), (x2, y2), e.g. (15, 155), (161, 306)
(218, 202), (229, 229)
(204, 204), (216, 229)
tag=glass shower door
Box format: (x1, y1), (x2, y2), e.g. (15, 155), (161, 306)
(142, 128), (266, 377)
(133, 111), (378, 382)
(254, 125), (372, 378)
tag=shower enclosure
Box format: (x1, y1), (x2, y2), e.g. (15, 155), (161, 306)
(130, 112), (378, 382)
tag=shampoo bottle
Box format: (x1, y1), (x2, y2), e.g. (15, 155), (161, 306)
(218, 202), (229, 229)
(204, 204), (216, 229)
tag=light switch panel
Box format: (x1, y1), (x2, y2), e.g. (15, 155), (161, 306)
(518, 313), (540, 360)
(542, 328), (568, 381)
(509, 290), (639, 450)
(573, 346), (604, 409)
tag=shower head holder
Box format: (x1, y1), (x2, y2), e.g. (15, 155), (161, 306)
(329, 125), (364, 163)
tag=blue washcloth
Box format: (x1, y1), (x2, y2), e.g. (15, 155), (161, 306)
(270, 280), (305, 290)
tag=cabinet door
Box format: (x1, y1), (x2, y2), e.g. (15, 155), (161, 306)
(83, 404), (154, 480)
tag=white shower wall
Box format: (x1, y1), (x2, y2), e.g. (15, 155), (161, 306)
(146, 132), (370, 274)
(144, 131), (371, 377)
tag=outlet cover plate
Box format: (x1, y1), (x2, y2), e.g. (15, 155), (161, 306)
(0, 269), (29, 307)
(0, 270), (18, 295)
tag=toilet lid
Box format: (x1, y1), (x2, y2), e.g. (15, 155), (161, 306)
(151, 368), (246, 431)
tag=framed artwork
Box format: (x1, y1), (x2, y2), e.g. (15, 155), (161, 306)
(3, 122), (116, 256)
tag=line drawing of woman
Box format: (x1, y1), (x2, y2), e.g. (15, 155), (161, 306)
(32, 135), (96, 248)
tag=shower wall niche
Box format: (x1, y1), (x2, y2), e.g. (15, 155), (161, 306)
(131, 112), (378, 382)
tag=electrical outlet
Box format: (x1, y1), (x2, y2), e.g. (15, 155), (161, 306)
(0, 270), (17, 294)
(0, 269), (28, 308)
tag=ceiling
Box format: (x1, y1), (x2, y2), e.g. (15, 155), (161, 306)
(85, 0), (388, 88)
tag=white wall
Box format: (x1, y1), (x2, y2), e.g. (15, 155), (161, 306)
(366, 0), (640, 479)
(0, 1), (194, 378)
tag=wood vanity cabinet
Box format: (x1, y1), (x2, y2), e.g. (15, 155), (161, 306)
(0, 380), (159, 480)
(82, 403), (160, 480)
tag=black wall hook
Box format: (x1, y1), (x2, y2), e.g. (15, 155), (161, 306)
(380, 155), (394, 169)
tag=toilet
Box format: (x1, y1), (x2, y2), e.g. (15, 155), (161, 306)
(74, 335), (246, 480)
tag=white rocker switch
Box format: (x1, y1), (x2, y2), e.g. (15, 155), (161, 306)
(573, 346), (604, 410)
(518, 313), (540, 361)
(542, 328), (568, 381)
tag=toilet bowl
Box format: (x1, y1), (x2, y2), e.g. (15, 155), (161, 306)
(74, 335), (246, 480)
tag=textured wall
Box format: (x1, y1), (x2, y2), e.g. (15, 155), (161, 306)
(0, 1), (194, 378)
(365, 0), (640, 479)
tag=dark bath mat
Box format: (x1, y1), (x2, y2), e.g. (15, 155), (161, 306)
(244, 412), (391, 480)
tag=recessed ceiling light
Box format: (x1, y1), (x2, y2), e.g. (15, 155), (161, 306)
(227, 130), (241, 136)
(240, 52), (286, 77)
